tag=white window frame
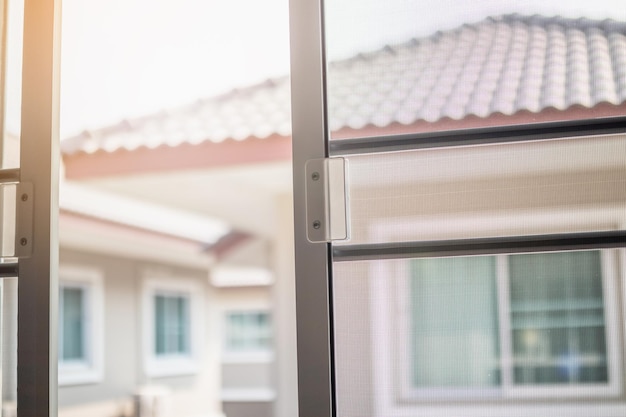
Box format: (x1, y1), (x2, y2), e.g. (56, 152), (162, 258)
(58, 265), (104, 386)
(142, 275), (204, 377)
(370, 216), (625, 417)
(222, 308), (273, 364)
(220, 387), (277, 402)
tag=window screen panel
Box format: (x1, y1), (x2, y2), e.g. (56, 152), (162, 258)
(291, 1), (626, 417)
(410, 256), (500, 388)
(509, 251), (608, 385)
(332, 250), (619, 417)
(335, 134), (626, 246)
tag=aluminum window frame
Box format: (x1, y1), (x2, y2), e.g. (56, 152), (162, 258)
(11, 0), (62, 415)
(289, 2), (626, 417)
(289, 0), (335, 416)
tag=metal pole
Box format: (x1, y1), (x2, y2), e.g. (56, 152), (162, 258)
(18, 0), (61, 415)
(289, 0), (334, 416)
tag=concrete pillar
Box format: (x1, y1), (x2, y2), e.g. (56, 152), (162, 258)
(272, 192), (297, 417)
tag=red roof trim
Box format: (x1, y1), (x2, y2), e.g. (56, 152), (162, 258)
(60, 209), (250, 257)
(63, 104), (626, 180)
(63, 133), (292, 179)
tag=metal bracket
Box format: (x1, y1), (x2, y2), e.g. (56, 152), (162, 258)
(305, 158), (349, 243)
(15, 182), (33, 258)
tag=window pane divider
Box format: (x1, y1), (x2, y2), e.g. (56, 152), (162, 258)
(496, 255), (513, 393)
(0, 262), (17, 278)
(332, 231), (626, 262)
(0, 168), (20, 183)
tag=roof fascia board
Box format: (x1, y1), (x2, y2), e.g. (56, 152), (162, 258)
(60, 181), (230, 244)
(62, 104), (626, 180)
(59, 211), (215, 269)
(63, 133), (292, 180)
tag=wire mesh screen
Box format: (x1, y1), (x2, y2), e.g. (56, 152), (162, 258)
(332, 249), (621, 416)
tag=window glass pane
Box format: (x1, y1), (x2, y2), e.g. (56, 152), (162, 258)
(61, 287), (85, 361)
(411, 256), (500, 387)
(177, 296), (189, 353)
(509, 250), (608, 384)
(155, 294), (189, 355)
(155, 295), (166, 354)
(324, 1), (626, 140)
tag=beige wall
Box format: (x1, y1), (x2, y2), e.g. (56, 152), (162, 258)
(213, 237), (278, 417)
(223, 401), (273, 417)
(58, 248), (223, 417)
(222, 363), (273, 389)
(215, 285), (275, 417)
(219, 237), (271, 268)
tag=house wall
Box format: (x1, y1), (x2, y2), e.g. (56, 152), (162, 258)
(212, 236), (277, 417)
(58, 248), (223, 417)
(222, 362), (272, 387)
(58, 250), (138, 409)
(220, 237), (271, 268)
(215, 285), (275, 417)
(222, 402), (273, 417)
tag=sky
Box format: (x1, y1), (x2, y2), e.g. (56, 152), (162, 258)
(58, 0), (291, 137)
(4, 0), (626, 138)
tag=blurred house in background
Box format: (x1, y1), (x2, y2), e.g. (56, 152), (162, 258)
(56, 14), (626, 417)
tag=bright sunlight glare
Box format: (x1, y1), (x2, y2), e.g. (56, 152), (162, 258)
(60, 0), (290, 137)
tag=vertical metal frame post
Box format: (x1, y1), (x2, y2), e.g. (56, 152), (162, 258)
(19, 0), (61, 415)
(289, 0), (334, 416)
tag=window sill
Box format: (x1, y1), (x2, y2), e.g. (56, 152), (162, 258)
(378, 402), (626, 417)
(222, 351), (274, 364)
(145, 355), (198, 378)
(221, 388), (276, 402)
(58, 364), (102, 386)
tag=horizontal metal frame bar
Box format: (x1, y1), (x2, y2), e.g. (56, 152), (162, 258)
(332, 231), (626, 262)
(0, 262), (18, 278)
(329, 117), (626, 156)
(0, 168), (19, 183)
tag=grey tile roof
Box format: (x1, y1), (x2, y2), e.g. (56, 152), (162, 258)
(62, 14), (626, 155)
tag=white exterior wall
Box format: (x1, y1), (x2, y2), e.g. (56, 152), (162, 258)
(58, 248), (223, 417)
(213, 237), (277, 417)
